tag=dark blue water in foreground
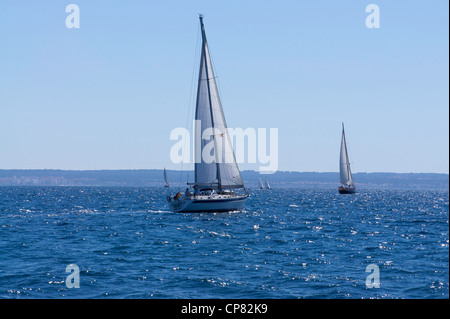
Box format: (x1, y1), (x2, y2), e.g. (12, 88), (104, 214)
(0, 187), (448, 299)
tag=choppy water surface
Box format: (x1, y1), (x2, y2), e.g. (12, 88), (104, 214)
(0, 187), (448, 298)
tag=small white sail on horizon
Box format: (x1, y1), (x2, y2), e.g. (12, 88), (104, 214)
(259, 178), (264, 189)
(339, 123), (356, 194)
(265, 177), (271, 189)
(164, 167), (170, 187)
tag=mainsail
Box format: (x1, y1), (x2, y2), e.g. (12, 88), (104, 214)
(339, 123), (354, 186)
(194, 15), (244, 190)
(265, 177), (270, 189)
(164, 167), (169, 187)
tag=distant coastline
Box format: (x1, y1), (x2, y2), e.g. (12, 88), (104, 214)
(0, 169), (448, 189)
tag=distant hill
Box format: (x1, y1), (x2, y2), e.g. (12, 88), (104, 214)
(0, 169), (448, 189)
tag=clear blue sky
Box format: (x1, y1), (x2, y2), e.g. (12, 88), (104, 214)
(1, 1), (448, 173)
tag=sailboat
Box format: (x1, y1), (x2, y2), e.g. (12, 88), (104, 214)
(338, 123), (356, 194)
(167, 15), (248, 212)
(163, 167), (170, 187)
(258, 178), (264, 190)
(265, 177), (271, 190)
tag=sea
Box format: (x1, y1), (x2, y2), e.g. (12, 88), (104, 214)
(0, 186), (448, 299)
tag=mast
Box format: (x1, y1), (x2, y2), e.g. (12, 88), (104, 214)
(199, 15), (222, 191)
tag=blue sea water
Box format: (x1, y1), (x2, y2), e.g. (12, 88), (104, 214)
(0, 186), (448, 299)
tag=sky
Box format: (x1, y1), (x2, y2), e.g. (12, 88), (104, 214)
(0, 1), (448, 174)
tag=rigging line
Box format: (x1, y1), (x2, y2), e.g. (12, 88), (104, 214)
(199, 76), (218, 81)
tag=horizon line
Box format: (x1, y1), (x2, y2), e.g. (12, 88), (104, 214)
(0, 168), (448, 175)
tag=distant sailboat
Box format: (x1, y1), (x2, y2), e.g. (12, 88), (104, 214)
(167, 15), (248, 212)
(259, 178), (264, 190)
(164, 168), (170, 187)
(265, 177), (271, 190)
(339, 123), (356, 194)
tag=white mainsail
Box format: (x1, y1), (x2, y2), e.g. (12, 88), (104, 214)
(339, 123), (354, 186)
(164, 167), (169, 187)
(259, 178), (264, 189)
(265, 177), (270, 189)
(194, 15), (244, 190)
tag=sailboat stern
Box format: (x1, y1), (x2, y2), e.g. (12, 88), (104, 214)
(338, 186), (356, 194)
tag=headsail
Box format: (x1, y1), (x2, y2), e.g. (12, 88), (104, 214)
(339, 123), (354, 186)
(194, 15), (244, 190)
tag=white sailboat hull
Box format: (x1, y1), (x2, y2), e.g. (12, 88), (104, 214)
(338, 186), (356, 194)
(168, 194), (248, 213)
